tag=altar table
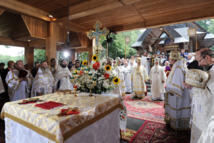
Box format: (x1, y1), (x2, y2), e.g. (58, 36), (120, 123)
(1, 92), (123, 143)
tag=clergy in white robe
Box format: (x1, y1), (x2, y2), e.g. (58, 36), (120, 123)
(113, 57), (126, 97)
(165, 50), (191, 131)
(49, 58), (57, 76)
(123, 62), (132, 93)
(111, 57), (127, 133)
(5, 60), (33, 101)
(129, 56), (137, 66)
(141, 55), (149, 75)
(131, 57), (149, 99)
(183, 69), (211, 143)
(55, 59), (73, 91)
(150, 58), (166, 100)
(31, 61), (55, 97)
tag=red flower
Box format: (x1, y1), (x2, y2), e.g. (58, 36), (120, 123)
(92, 62), (100, 70)
(73, 85), (77, 88)
(79, 70), (84, 75)
(103, 73), (110, 79)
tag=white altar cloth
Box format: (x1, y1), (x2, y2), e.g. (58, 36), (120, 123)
(1, 92), (123, 143)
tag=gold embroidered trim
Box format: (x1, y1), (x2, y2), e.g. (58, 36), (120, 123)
(165, 104), (191, 111)
(2, 112), (58, 143)
(2, 104), (123, 143)
(169, 90), (182, 98)
(172, 83), (184, 91)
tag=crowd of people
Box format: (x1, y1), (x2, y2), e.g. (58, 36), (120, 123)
(0, 47), (214, 142)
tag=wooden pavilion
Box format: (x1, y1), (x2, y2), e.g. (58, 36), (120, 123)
(131, 22), (214, 55)
(0, 0), (214, 68)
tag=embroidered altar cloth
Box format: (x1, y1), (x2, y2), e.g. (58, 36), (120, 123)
(1, 92), (123, 143)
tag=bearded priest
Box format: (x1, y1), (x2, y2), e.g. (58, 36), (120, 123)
(131, 57), (149, 99)
(55, 59), (73, 91)
(5, 60), (33, 101)
(31, 61), (55, 97)
(150, 57), (166, 101)
(165, 50), (191, 131)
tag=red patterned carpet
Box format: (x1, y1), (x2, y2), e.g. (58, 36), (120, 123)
(130, 121), (190, 143)
(124, 95), (165, 123)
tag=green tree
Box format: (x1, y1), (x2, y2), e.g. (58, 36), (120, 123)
(100, 30), (142, 59)
(34, 49), (46, 63)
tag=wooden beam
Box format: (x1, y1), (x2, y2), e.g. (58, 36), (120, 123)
(120, 0), (141, 5)
(77, 32), (92, 48)
(75, 48), (91, 53)
(0, 36), (28, 47)
(58, 21), (88, 33)
(55, 0), (123, 23)
(29, 40), (46, 48)
(22, 15), (48, 39)
(0, 8), (4, 15)
(46, 22), (57, 63)
(109, 22), (146, 32)
(0, 0), (50, 21)
(69, 46), (86, 50)
(145, 4), (214, 28)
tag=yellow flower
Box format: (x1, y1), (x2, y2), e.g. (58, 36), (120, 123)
(113, 77), (120, 85)
(104, 65), (111, 71)
(74, 70), (77, 73)
(82, 60), (88, 66)
(92, 55), (98, 61)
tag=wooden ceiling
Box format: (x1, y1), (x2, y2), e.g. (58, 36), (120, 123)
(0, 0), (213, 49)
(0, 11), (30, 40)
(4, 0), (213, 33)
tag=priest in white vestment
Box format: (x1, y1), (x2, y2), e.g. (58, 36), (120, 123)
(131, 57), (149, 99)
(182, 48), (214, 142)
(183, 69), (211, 143)
(129, 56), (137, 66)
(150, 58), (166, 101)
(112, 57), (126, 97)
(6, 60), (33, 101)
(31, 61), (55, 97)
(165, 50), (191, 130)
(111, 57), (127, 133)
(123, 62), (132, 93)
(55, 59), (73, 91)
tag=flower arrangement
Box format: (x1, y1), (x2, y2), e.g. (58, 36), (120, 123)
(73, 57), (120, 94)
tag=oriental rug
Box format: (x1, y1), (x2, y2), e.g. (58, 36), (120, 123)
(130, 121), (190, 143)
(124, 95), (165, 123)
(121, 128), (137, 142)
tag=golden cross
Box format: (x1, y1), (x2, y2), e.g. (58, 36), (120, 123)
(87, 21), (109, 54)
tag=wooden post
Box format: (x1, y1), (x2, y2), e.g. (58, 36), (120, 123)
(24, 46), (34, 69)
(46, 22), (57, 64)
(196, 36), (198, 50)
(70, 49), (75, 63)
(89, 46), (92, 63)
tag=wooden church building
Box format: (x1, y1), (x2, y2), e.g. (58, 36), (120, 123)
(132, 22), (214, 55)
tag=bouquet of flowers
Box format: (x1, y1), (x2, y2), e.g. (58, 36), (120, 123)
(73, 55), (120, 94)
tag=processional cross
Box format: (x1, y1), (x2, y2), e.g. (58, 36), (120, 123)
(87, 21), (109, 55)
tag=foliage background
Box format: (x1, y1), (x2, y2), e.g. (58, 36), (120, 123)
(196, 19), (214, 50)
